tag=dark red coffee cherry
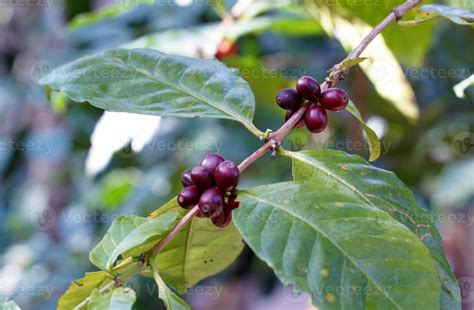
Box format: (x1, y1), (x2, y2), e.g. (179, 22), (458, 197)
(215, 40), (238, 61)
(227, 194), (240, 210)
(319, 88), (349, 111)
(180, 170), (194, 187)
(199, 188), (224, 217)
(177, 185), (201, 209)
(276, 88), (303, 110)
(210, 205), (232, 228)
(296, 76), (321, 101)
(214, 160), (240, 192)
(191, 166), (215, 189)
(200, 153), (224, 172)
(304, 105), (328, 133)
(284, 109), (304, 128)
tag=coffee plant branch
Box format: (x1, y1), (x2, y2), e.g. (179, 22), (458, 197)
(145, 0), (423, 264)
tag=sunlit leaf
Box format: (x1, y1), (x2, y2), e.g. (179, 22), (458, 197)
(58, 271), (113, 310)
(307, 5), (420, 121)
(307, 0), (435, 67)
(345, 100), (381, 161)
(88, 287), (136, 310)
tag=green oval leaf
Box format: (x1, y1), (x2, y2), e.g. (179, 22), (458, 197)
(150, 199), (244, 292)
(329, 57), (368, 75)
(88, 287), (136, 310)
(151, 264), (192, 310)
(58, 271), (113, 310)
(345, 100), (381, 162)
(399, 4), (474, 27)
(39, 48), (261, 136)
(234, 181), (440, 309)
(89, 213), (179, 271)
(282, 149), (461, 308)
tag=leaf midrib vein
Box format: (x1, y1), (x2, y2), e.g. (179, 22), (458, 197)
(292, 153), (374, 207)
(241, 191), (403, 310)
(108, 52), (252, 127)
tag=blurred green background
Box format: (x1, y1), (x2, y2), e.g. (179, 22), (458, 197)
(0, 0), (473, 309)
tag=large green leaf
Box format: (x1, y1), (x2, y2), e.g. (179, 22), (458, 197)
(88, 287), (136, 310)
(150, 199), (245, 292)
(39, 48), (262, 136)
(151, 264), (192, 310)
(89, 213), (178, 271)
(282, 149), (461, 308)
(58, 271), (113, 310)
(234, 181), (440, 309)
(345, 100), (381, 162)
(399, 4), (474, 27)
(0, 295), (20, 310)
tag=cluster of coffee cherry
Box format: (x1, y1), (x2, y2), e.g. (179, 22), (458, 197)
(178, 153), (240, 227)
(277, 76), (349, 133)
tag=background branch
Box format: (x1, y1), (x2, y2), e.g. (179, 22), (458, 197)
(328, 0), (423, 84)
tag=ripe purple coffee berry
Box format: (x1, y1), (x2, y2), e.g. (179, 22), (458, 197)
(191, 166), (215, 189)
(180, 170), (194, 187)
(215, 160), (240, 192)
(319, 88), (349, 111)
(177, 185), (201, 209)
(227, 194), (240, 210)
(275, 88), (303, 110)
(199, 188), (224, 217)
(304, 105), (328, 133)
(284, 109), (304, 128)
(210, 205), (232, 228)
(296, 76), (321, 101)
(195, 209), (207, 218)
(200, 153), (224, 172)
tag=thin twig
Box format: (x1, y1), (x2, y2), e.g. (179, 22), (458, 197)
(328, 0), (423, 84)
(145, 0), (421, 261)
